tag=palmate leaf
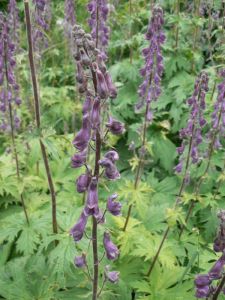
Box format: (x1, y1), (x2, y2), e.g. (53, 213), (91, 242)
(16, 225), (40, 256)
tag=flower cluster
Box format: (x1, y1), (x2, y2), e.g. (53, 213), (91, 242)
(175, 72), (209, 173)
(195, 210), (225, 298)
(87, 0), (110, 60)
(136, 6), (165, 119)
(8, 0), (20, 51)
(32, 0), (51, 54)
(70, 24), (124, 284)
(209, 69), (225, 149)
(0, 11), (21, 132)
(64, 0), (76, 51)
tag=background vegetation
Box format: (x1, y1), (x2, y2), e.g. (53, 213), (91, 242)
(0, 0), (225, 299)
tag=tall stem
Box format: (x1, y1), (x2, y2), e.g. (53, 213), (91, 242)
(24, 0), (57, 235)
(3, 32), (29, 225)
(179, 83), (221, 238)
(123, 102), (150, 232)
(146, 88), (200, 277)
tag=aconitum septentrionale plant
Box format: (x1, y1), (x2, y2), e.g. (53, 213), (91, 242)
(123, 5), (165, 232)
(146, 71), (209, 278)
(69, 24), (123, 300)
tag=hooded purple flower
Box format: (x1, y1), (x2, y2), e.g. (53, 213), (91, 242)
(99, 158), (120, 180)
(104, 265), (119, 283)
(107, 194), (122, 216)
(103, 232), (119, 260)
(70, 211), (88, 242)
(209, 254), (225, 280)
(95, 67), (109, 99)
(74, 253), (86, 268)
(71, 150), (87, 168)
(104, 71), (117, 99)
(104, 150), (119, 163)
(106, 117), (125, 135)
(91, 97), (101, 129)
(76, 172), (91, 193)
(84, 177), (99, 217)
(73, 113), (91, 151)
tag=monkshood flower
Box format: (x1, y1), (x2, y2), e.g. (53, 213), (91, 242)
(175, 72), (209, 173)
(194, 211), (225, 299)
(99, 157), (120, 180)
(0, 13), (21, 132)
(73, 113), (91, 151)
(104, 150), (119, 163)
(74, 253), (87, 268)
(87, 0), (109, 60)
(104, 265), (119, 283)
(136, 6), (165, 116)
(84, 177), (99, 217)
(103, 232), (119, 260)
(76, 172), (91, 193)
(70, 211), (88, 242)
(32, 0), (51, 54)
(106, 116), (125, 135)
(71, 149), (87, 168)
(209, 69), (225, 149)
(107, 194), (122, 216)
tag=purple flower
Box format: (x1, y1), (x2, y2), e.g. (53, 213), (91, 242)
(73, 114), (91, 151)
(104, 150), (119, 163)
(104, 71), (117, 99)
(71, 150), (87, 168)
(107, 194), (122, 216)
(91, 97), (101, 129)
(209, 254), (225, 280)
(106, 116), (125, 135)
(95, 67), (109, 99)
(99, 158), (120, 180)
(84, 177), (99, 217)
(105, 266), (119, 283)
(195, 275), (211, 287)
(76, 173), (91, 193)
(70, 211), (88, 242)
(103, 232), (119, 260)
(74, 253), (86, 268)
(195, 285), (210, 298)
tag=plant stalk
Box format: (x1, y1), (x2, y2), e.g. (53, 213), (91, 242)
(24, 0), (58, 235)
(123, 101), (150, 232)
(212, 273), (225, 300)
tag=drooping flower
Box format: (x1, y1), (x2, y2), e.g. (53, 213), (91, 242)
(70, 211), (88, 242)
(103, 232), (119, 260)
(73, 113), (91, 151)
(107, 194), (121, 216)
(106, 117), (125, 135)
(104, 150), (119, 163)
(99, 158), (120, 180)
(84, 177), (99, 217)
(76, 172), (91, 193)
(74, 253), (86, 268)
(71, 150), (87, 168)
(104, 265), (119, 283)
